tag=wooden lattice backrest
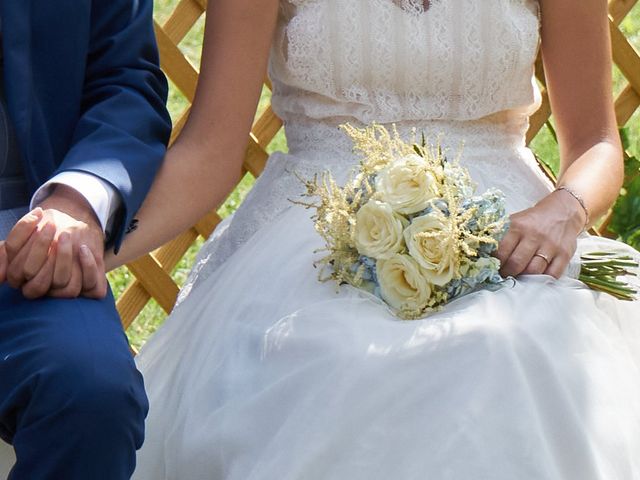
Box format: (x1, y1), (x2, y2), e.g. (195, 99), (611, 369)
(116, 0), (640, 350)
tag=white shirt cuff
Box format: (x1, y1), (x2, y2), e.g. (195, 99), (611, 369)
(31, 171), (121, 235)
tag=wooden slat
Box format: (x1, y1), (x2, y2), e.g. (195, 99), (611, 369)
(155, 230), (200, 267)
(194, 211), (222, 239)
(610, 21), (640, 94)
(615, 84), (640, 125)
(127, 256), (180, 314)
(243, 135), (270, 177)
(609, 0), (638, 24)
(154, 22), (199, 101)
(170, 106), (191, 145)
(118, 228), (200, 328)
(117, 281), (153, 329)
(253, 106), (284, 149)
(163, 0), (206, 44)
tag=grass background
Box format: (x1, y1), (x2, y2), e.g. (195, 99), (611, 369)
(112, 1), (640, 350)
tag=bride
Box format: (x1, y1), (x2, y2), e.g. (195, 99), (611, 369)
(120, 0), (639, 478)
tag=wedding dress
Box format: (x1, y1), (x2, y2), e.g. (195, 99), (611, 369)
(132, 1), (640, 478)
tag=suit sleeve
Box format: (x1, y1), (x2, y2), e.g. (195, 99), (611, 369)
(57, 0), (171, 252)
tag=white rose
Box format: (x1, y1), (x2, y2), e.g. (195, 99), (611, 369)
(375, 154), (440, 215)
(354, 200), (408, 260)
(404, 213), (457, 286)
(376, 254), (432, 312)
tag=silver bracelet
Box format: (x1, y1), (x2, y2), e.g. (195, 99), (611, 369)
(555, 185), (589, 229)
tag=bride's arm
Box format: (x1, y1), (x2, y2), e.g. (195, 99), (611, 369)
(541, 0), (623, 215)
(105, 0), (280, 269)
(496, 0), (623, 279)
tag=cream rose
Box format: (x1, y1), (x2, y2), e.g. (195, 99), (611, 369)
(375, 154), (440, 215)
(376, 254), (432, 312)
(354, 200), (408, 259)
(404, 213), (457, 286)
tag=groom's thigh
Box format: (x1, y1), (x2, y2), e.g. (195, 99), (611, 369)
(0, 284), (147, 446)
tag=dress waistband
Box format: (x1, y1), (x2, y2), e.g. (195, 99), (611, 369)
(283, 113), (530, 159)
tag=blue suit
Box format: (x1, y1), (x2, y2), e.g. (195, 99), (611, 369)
(0, 0), (171, 478)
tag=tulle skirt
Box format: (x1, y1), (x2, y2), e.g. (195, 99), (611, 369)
(133, 201), (640, 480)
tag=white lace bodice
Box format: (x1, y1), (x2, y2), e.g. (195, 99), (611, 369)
(270, 0), (541, 125)
(180, 0), (553, 300)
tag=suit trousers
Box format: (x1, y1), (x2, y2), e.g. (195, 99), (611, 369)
(0, 284), (148, 479)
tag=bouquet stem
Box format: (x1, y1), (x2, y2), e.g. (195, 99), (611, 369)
(579, 252), (639, 301)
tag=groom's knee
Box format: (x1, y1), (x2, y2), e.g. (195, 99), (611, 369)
(32, 328), (148, 445)
(0, 286), (148, 447)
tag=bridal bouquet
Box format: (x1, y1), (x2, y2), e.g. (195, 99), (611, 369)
(299, 124), (638, 319)
(298, 124), (509, 319)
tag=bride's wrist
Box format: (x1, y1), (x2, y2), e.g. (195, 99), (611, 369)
(550, 186), (589, 233)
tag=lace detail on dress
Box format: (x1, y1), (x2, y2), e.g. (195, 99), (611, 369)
(270, 0), (541, 125)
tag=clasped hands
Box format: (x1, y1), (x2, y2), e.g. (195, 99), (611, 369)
(0, 185), (108, 299)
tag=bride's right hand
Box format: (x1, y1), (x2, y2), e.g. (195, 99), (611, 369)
(494, 189), (586, 279)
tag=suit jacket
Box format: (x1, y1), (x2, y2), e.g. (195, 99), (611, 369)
(0, 0), (171, 251)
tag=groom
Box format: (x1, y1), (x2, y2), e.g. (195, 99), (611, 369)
(0, 0), (170, 479)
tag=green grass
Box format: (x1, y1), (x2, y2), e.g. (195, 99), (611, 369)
(113, 0), (640, 350)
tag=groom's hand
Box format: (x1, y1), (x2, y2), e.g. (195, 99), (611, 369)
(4, 185), (108, 299)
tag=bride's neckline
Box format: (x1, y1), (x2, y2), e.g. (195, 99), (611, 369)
(391, 0), (438, 15)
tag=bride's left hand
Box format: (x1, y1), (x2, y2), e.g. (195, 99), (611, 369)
(495, 189), (586, 279)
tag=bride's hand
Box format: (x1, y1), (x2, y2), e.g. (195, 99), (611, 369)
(495, 189), (586, 279)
